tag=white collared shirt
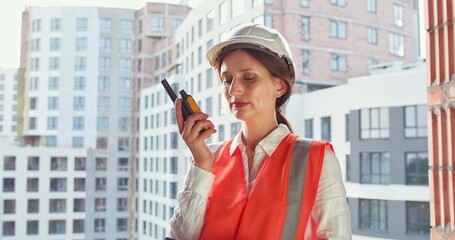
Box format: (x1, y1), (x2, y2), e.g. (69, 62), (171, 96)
(170, 124), (352, 239)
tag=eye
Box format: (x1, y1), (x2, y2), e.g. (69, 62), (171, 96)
(243, 73), (256, 81)
(222, 75), (233, 84)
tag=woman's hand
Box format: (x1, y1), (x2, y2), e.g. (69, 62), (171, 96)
(175, 98), (217, 171)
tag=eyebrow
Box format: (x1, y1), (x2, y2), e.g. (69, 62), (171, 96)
(220, 68), (256, 75)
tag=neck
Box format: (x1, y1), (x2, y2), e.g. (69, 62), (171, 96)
(241, 117), (279, 151)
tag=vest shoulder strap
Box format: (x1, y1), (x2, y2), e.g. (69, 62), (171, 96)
(208, 140), (228, 169)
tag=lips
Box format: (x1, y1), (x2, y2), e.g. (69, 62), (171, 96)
(232, 101), (249, 109)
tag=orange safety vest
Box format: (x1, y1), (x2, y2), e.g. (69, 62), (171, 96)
(200, 133), (333, 240)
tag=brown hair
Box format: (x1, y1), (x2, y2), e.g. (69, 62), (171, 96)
(217, 48), (295, 133)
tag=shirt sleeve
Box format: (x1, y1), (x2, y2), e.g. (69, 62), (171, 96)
(305, 147), (352, 239)
(169, 164), (215, 240)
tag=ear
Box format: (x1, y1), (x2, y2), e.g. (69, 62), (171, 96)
(274, 78), (287, 97)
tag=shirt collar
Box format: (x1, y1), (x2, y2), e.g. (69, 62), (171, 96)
(229, 124), (291, 157)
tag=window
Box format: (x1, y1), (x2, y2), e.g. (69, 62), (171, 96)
(152, 17), (164, 31)
(120, 58), (132, 72)
(367, 0), (376, 13)
(304, 119), (313, 138)
(118, 158), (128, 171)
(96, 137), (108, 149)
(75, 37), (87, 51)
(96, 157), (107, 171)
(74, 199), (85, 212)
(27, 178), (39, 192)
(49, 199), (66, 212)
(121, 20), (133, 33)
(120, 39), (132, 53)
(100, 37), (111, 52)
(30, 97), (38, 110)
(73, 116), (84, 130)
(119, 97), (131, 111)
(51, 157), (67, 171)
(30, 77), (39, 90)
(73, 96), (85, 110)
(3, 156), (15, 170)
(302, 17), (310, 40)
(97, 116), (109, 131)
(360, 152), (390, 184)
(119, 117), (131, 131)
(50, 178), (67, 191)
(74, 157), (86, 170)
(72, 137), (84, 148)
(330, 0), (345, 6)
(31, 58), (40, 71)
(330, 53), (347, 71)
(265, 14), (273, 28)
(404, 105), (427, 138)
(27, 199), (39, 213)
(118, 137), (130, 152)
(117, 218), (128, 232)
(49, 38), (60, 51)
(406, 152), (428, 185)
(359, 199), (388, 231)
(74, 178), (85, 191)
(346, 155), (351, 181)
(73, 219), (84, 233)
(49, 220), (66, 234)
(98, 77), (110, 91)
(394, 4), (404, 27)
(231, 122), (241, 138)
(96, 178), (106, 192)
(76, 18), (88, 31)
(321, 117), (331, 141)
(389, 32), (405, 57)
(75, 57), (86, 71)
(346, 114), (350, 141)
(406, 201), (430, 234)
(2, 221), (15, 236)
(32, 19), (41, 32)
(28, 156), (39, 170)
(360, 108), (390, 139)
(95, 218), (106, 232)
(3, 199), (15, 213)
(300, 0), (309, 6)
(31, 38), (40, 51)
(47, 136), (57, 147)
(99, 57), (110, 71)
(367, 27), (377, 44)
(330, 20), (347, 39)
(50, 18), (61, 31)
(302, 50), (310, 74)
(219, 2), (228, 25)
(172, 18), (182, 30)
(170, 182), (178, 199)
(100, 18), (111, 32)
(265, 0), (273, 4)
(231, 0), (245, 18)
(27, 220), (38, 235)
(29, 117), (37, 130)
(48, 77), (59, 90)
(118, 178), (128, 191)
(117, 198), (128, 212)
(98, 97), (109, 111)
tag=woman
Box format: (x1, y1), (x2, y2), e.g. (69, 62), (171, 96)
(169, 23), (351, 239)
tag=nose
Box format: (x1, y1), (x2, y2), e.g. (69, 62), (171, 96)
(228, 77), (242, 96)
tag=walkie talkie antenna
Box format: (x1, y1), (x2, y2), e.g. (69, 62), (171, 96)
(161, 79), (178, 102)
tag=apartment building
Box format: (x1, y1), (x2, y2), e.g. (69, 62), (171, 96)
(0, 68), (18, 137)
(287, 62), (429, 239)
(0, 6), (134, 240)
(133, 0), (420, 239)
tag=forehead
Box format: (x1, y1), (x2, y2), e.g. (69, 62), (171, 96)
(220, 49), (265, 73)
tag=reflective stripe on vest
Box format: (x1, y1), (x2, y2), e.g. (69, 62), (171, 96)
(201, 134), (330, 239)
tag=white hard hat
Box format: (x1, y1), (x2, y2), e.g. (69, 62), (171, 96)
(207, 23), (295, 84)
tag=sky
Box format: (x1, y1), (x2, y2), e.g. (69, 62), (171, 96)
(0, 0), (425, 69)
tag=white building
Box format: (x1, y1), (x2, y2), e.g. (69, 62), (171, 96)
(0, 68), (18, 137)
(287, 61), (429, 239)
(0, 6), (135, 240)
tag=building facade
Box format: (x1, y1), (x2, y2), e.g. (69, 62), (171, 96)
(0, 6), (135, 240)
(133, 0), (421, 239)
(287, 62), (429, 239)
(0, 68), (18, 137)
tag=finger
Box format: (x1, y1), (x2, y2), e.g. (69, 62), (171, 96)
(175, 99), (184, 134)
(181, 112), (209, 138)
(185, 119), (215, 140)
(198, 127), (217, 141)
